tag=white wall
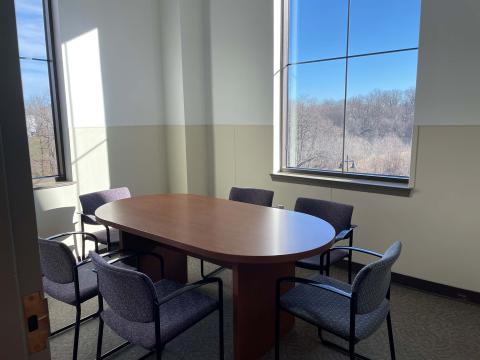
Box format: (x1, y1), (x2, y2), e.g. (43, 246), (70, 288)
(415, 0), (480, 125)
(209, 0), (274, 125)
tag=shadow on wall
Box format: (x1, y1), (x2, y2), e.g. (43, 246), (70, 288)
(35, 206), (76, 237)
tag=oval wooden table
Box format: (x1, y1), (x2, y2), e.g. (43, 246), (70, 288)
(95, 194), (335, 360)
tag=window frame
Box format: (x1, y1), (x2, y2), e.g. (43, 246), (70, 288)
(278, 0), (420, 185)
(18, 0), (66, 181)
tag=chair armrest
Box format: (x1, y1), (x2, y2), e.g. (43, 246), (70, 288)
(44, 231), (98, 243)
(108, 251), (163, 265)
(334, 227), (354, 242)
(78, 249), (126, 269)
(76, 257), (93, 267)
(108, 251), (165, 277)
(278, 277), (351, 298)
(157, 277), (222, 306)
(98, 249), (124, 258)
(77, 212), (102, 226)
(323, 246), (382, 258)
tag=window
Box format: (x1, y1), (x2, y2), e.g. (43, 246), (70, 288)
(14, 0), (65, 180)
(282, 0), (421, 181)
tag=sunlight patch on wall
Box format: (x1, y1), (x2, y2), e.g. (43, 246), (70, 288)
(61, 28), (110, 194)
(62, 28), (106, 128)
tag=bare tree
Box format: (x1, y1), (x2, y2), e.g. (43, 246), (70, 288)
(25, 95), (58, 178)
(288, 88), (416, 177)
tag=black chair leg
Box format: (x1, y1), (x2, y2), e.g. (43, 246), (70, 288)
(80, 221), (86, 260)
(96, 317), (104, 360)
(349, 337), (355, 360)
(219, 306), (224, 359)
(73, 304), (81, 360)
(82, 237), (86, 260)
(106, 226), (112, 252)
(155, 344), (162, 360)
(275, 286), (280, 360)
(347, 253), (353, 284)
(386, 312), (396, 360)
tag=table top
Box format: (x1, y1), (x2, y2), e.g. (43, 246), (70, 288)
(95, 194), (335, 264)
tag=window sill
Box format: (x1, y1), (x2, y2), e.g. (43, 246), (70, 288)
(270, 171), (413, 197)
(32, 180), (76, 191)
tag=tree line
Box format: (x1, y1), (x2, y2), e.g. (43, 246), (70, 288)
(288, 88), (415, 177)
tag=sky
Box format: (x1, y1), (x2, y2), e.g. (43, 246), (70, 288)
(288, 0), (422, 101)
(15, 0), (51, 102)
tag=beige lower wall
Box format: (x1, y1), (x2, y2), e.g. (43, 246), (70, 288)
(207, 124), (480, 292)
(165, 125), (188, 194)
(34, 125), (168, 237)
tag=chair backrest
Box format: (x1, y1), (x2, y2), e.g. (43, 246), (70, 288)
(229, 187), (274, 207)
(352, 241), (402, 314)
(294, 197), (353, 234)
(90, 252), (157, 323)
(79, 187), (131, 224)
(38, 238), (76, 284)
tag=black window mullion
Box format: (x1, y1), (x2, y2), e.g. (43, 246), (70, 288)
(283, 47), (419, 72)
(42, 0), (65, 180)
(340, 0), (352, 174)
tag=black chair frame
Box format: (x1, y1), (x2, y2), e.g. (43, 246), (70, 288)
(297, 225), (357, 284)
(78, 212), (116, 259)
(43, 232), (121, 360)
(276, 247), (396, 360)
(200, 259), (226, 279)
(95, 252), (224, 360)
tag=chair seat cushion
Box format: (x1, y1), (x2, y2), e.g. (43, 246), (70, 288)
(101, 279), (218, 349)
(43, 262), (98, 305)
(91, 227), (120, 245)
(296, 249), (349, 269)
(280, 274), (389, 341)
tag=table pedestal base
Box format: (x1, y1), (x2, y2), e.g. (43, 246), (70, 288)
(233, 263), (294, 360)
(120, 231), (187, 283)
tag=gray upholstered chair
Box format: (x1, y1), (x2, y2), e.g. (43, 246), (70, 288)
(275, 241), (402, 360)
(91, 251), (224, 360)
(39, 232), (101, 360)
(229, 186), (274, 207)
(200, 186), (275, 278)
(294, 197), (356, 283)
(78, 187), (131, 258)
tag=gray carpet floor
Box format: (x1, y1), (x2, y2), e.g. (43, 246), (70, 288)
(48, 258), (480, 360)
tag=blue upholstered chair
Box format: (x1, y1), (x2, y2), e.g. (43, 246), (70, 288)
(91, 251), (224, 360)
(294, 197), (356, 283)
(39, 232), (101, 360)
(200, 186), (274, 278)
(78, 187), (131, 258)
(275, 241), (402, 360)
(229, 186), (274, 207)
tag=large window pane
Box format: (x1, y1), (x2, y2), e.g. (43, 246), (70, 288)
(289, 0), (348, 63)
(20, 59), (58, 178)
(344, 51), (418, 177)
(348, 0), (421, 56)
(286, 60), (346, 171)
(15, 0), (48, 59)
